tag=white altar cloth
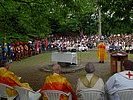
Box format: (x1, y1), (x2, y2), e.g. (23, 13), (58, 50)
(51, 52), (77, 64)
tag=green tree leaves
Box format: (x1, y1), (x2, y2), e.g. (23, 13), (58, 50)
(100, 0), (133, 34)
(0, 0), (132, 43)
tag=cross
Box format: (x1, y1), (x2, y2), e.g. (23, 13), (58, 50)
(126, 71), (133, 79)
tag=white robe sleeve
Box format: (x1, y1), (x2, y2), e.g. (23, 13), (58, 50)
(105, 74), (116, 94)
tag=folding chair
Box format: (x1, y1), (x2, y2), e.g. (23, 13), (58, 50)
(41, 90), (72, 100)
(77, 89), (105, 100)
(0, 83), (17, 100)
(14, 86), (41, 100)
(115, 89), (133, 100)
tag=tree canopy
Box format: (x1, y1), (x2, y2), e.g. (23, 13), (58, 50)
(0, 0), (132, 42)
(99, 0), (133, 35)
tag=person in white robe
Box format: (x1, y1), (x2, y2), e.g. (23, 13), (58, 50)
(105, 60), (133, 100)
(76, 62), (104, 92)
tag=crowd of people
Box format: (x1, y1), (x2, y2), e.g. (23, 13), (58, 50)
(45, 34), (133, 53)
(0, 39), (48, 62)
(107, 34), (133, 53)
(0, 33), (133, 99)
(0, 34), (133, 63)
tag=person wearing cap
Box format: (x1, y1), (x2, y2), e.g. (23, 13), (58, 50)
(0, 61), (32, 96)
(97, 40), (107, 63)
(105, 60), (133, 100)
(76, 62), (104, 92)
(40, 63), (77, 100)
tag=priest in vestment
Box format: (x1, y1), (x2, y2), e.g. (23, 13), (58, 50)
(0, 61), (32, 96)
(97, 41), (107, 63)
(40, 64), (77, 100)
(105, 60), (133, 100)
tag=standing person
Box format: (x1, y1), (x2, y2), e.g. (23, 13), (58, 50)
(97, 40), (107, 63)
(15, 42), (21, 61)
(1, 43), (8, 62)
(40, 63), (77, 100)
(0, 44), (2, 64)
(105, 60), (133, 100)
(76, 62), (104, 92)
(23, 43), (29, 57)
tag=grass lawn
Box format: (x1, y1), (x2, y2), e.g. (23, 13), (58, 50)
(10, 51), (133, 91)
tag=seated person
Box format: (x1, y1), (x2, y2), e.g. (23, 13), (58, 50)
(39, 63), (77, 100)
(109, 43), (116, 52)
(0, 61), (32, 96)
(105, 60), (133, 100)
(76, 62), (104, 92)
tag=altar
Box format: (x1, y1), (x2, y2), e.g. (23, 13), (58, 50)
(51, 52), (78, 65)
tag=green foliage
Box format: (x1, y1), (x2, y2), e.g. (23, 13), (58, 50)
(0, 0), (132, 41)
(99, 0), (133, 34)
